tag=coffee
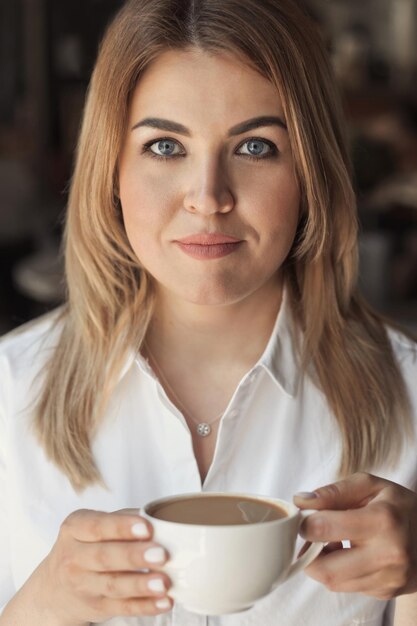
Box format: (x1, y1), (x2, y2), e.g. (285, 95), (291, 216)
(143, 492), (324, 614)
(148, 494), (288, 525)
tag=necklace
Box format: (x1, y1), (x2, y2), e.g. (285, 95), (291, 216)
(143, 340), (224, 437)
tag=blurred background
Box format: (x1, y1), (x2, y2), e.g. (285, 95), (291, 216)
(0, 0), (416, 334)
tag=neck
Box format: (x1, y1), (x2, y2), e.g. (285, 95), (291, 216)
(144, 274), (284, 376)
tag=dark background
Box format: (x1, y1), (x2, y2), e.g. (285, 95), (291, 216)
(0, 0), (416, 335)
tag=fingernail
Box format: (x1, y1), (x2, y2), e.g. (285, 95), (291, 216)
(144, 547), (166, 564)
(131, 522), (149, 538)
(155, 598), (171, 610)
(148, 578), (166, 593)
(294, 491), (318, 500)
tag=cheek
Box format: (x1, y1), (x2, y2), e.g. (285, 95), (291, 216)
(119, 169), (175, 251)
(247, 172), (300, 247)
(272, 186), (300, 239)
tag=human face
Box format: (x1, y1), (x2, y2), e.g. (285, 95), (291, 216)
(118, 48), (300, 308)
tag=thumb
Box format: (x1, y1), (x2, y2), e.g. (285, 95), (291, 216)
(293, 472), (386, 511)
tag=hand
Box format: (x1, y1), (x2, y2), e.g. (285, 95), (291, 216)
(36, 508), (173, 625)
(293, 472), (417, 600)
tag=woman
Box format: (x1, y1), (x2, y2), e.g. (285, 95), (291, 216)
(0, 0), (416, 624)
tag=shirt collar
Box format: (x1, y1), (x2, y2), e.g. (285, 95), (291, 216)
(256, 286), (301, 397)
(118, 286), (301, 398)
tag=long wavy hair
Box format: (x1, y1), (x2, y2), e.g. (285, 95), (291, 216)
(33, 0), (413, 491)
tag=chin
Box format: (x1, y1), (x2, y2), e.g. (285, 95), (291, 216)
(164, 280), (251, 308)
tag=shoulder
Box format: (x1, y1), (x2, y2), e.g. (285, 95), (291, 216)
(386, 325), (417, 375)
(0, 307), (65, 364)
(0, 308), (65, 399)
(386, 324), (417, 440)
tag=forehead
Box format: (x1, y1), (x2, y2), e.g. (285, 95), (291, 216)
(128, 48), (285, 125)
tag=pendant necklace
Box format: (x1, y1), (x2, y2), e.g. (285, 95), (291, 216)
(143, 340), (224, 437)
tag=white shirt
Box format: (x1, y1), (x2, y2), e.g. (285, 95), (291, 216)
(1, 291), (416, 626)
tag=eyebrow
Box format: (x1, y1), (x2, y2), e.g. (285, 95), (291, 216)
(131, 115), (287, 136)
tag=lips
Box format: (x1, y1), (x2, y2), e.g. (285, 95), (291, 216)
(174, 233), (243, 260)
(176, 233), (242, 245)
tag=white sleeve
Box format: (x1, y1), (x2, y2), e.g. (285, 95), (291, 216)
(0, 356), (15, 614)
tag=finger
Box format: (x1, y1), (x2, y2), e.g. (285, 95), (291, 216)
(77, 540), (169, 572)
(304, 545), (385, 589)
(305, 553), (403, 599)
(318, 570), (405, 600)
(81, 571), (172, 599)
(326, 572), (403, 600)
(99, 594), (173, 617)
(300, 504), (389, 543)
(61, 509), (153, 543)
(293, 472), (389, 511)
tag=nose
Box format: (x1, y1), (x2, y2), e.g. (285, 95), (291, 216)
(183, 156), (235, 216)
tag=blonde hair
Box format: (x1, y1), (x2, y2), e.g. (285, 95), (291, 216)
(34, 0), (413, 491)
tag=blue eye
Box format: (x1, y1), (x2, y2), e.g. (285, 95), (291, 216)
(142, 139), (182, 160)
(237, 139), (276, 159)
(141, 137), (278, 161)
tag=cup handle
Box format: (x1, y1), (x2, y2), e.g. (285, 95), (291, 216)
(274, 509), (325, 587)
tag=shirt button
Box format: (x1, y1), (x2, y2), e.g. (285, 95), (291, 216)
(229, 409), (238, 418)
(248, 371), (258, 383)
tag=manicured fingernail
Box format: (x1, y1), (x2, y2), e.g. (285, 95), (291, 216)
(131, 522), (149, 538)
(155, 598), (171, 610)
(148, 578), (166, 593)
(294, 491), (318, 500)
(144, 547), (166, 563)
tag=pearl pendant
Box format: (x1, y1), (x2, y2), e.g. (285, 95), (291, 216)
(196, 423), (212, 437)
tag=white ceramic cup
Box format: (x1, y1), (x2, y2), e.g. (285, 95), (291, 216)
(142, 492), (324, 615)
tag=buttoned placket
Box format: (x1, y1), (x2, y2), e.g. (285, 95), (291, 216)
(133, 359), (264, 626)
(142, 360), (263, 490)
(201, 365), (263, 489)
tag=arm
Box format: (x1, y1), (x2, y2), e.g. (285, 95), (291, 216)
(0, 359), (172, 624)
(0, 382), (15, 618)
(0, 354), (79, 626)
(0, 372), (72, 625)
(393, 593), (417, 626)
